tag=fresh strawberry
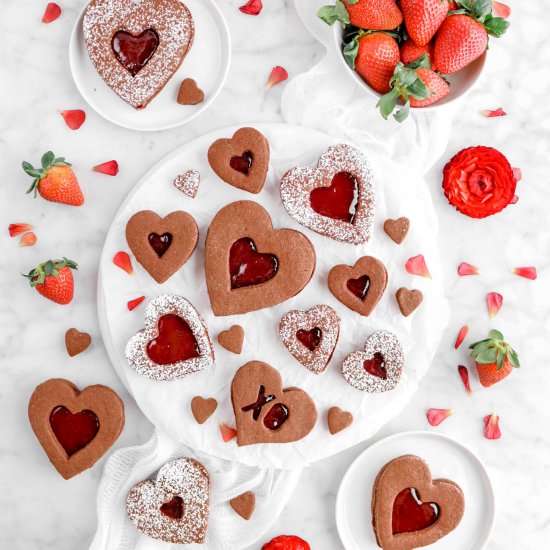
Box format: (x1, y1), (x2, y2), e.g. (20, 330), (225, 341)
(262, 535), (311, 550)
(410, 68), (450, 107)
(469, 329), (520, 388)
(24, 257), (78, 305)
(401, 0), (449, 46)
(400, 39), (435, 69)
(318, 0), (403, 30)
(23, 151), (84, 206)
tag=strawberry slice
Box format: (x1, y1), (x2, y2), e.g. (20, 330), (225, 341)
(454, 325), (469, 349)
(60, 110), (86, 130)
(127, 296), (145, 311)
(113, 252), (133, 275)
(42, 3), (61, 23)
(220, 423), (238, 442)
(239, 0), (263, 15)
(93, 160), (119, 176)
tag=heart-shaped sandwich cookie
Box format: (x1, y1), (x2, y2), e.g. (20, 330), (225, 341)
(372, 455), (465, 550)
(126, 210), (198, 284)
(28, 378), (124, 479)
(205, 201), (316, 316)
(207, 128), (270, 194)
(328, 256), (388, 316)
(342, 330), (404, 392)
(280, 144), (375, 244)
(127, 457), (210, 544)
(126, 295), (214, 381)
(231, 361), (317, 446)
(279, 305), (340, 374)
(83, 0), (194, 109)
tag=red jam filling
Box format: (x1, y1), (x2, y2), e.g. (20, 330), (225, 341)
(160, 496), (185, 520)
(263, 403), (289, 430)
(392, 487), (439, 535)
(347, 275), (370, 300)
(111, 29), (159, 77)
(146, 314), (200, 365)
(364, 352), (387, 379)
(230, 151), (254, 175)
(241, 385), (275, 420)
(296, 328), (322, 352)
(148, 232), (172, 258)
(49, 406), (100, 457)
(310, 172), (359, 223)
(229, 237), (278, 289)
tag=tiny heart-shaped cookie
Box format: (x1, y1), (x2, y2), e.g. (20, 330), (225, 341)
(231, 361), (317, 446)
(126, 295), (214, 381)
(65, 328), (92, 357)
(280, 144), (375, 245)
(28, 378), (124, 479)
(327, 406), (353, 435)
(372, 455), (465, 550)
(177, 78), (204, 105)
(218, 325), (244, 354)
(396, 288), (423, 317)
(174, 169), (200, 198)
(83, 0), (194, 109)
(191, 396), (217, 424)
(205, 201), (316, 316)
(126, 210), (198, 284)
(342, 330), (404, 393)
(127, 457), (210, 544)
(207, 128), (270, 194)
(328, 256), (388, 317)
(230, 491), (255, 520)
(279, 305), (340, 374)
(384, 217), (410, 244)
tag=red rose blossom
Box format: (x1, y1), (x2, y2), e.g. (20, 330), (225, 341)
(442, 146), (517, 219)
(262, 535), (311, 550)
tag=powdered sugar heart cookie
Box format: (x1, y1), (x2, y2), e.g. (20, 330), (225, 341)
(127, 457), (210, 544)
(126, 295), (214, 381)
(342, 330), (404, 392)
(280, 144), (375, 245)
(174, 170), (200, 198)
(83, 0), (194, 109)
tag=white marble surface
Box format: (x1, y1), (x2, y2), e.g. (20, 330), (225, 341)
(0, 0), (548, 548)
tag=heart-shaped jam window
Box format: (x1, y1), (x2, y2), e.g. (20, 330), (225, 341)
(160, 496), (185, 520)
(347, 275), (371, 300)
(309, 172), (359, 223)
(146, 314), (200, 365)
(229, 237), (279, 289)
(111, 28), (159, 77)
(148, 232), (173, 258)
(392, 487), (440, 535)
(49, 405), (100, 457)
(364, 352), (387, 379)
(241, 385), (289, 431)
(230, 151), (254, 175)
(296, 328), (322, 352)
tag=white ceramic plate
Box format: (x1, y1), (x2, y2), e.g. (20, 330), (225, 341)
(335, 431), (495, 550)
(69, 0), (230, 131)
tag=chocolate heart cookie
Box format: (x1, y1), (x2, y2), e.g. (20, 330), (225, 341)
(218, 325), (244, 354)
(384, 217), (410, 244)
(280, 144), (375, 244)
(28, 378), (124, 479)
(177, 78), (204, 105)
(395, 288), (423, 317)
(231, 361), (317, 445)
(205, 201), (316, 316)
(327, 406), (353, 435)
(65, 328), (92, 357)
(126, 210), (198, 284)
(83, 0), (194, 109)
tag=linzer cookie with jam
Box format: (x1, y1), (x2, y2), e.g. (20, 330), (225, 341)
(83, 0), (194, 109)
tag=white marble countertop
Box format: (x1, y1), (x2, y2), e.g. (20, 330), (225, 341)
(1, 0), (548, 548)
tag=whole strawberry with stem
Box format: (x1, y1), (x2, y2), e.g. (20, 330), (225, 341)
(401, 0), (450, 46)
(317, 0), (403, 30)
(400, 39), (436, 69)
(23, 151), (84, 206)
(24, 257), (78, 305)
(469, 329), (520, 388)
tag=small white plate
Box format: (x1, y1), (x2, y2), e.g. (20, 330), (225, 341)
(69, 0), (231, 131)
(335, 431), (495, 550)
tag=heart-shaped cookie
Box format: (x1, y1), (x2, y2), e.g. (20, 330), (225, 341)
(65, 328), (92, 357)
(126, 295), (214, 381)
(83, 0), (194, 109)
(396, 288), (423, 317)
(342, 330), (404, 392)
(327, 406), (353, 435)
(174, 169), (200, 198)
(126, 210), (198, 284)
(372, 455), (465, 550)
(328, 256), (388, 317)
(280, 144), (375, 245)
(205, 201), (316, 316)
(127, 457), (210, 544)
(218, 325), (244, 354)
(207, 128), (270, 194)
(230, 491), (255, 520)
(279, 305), (340, 374)
(191, 396), (217, 424)
(231, 361), (317, 446)
(177, 78), (204, 105)
(28, 378), (124, 479)
(384, 217), (410, 244)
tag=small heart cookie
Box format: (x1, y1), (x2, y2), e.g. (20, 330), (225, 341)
(191, 396), (217, 424)
(177, 78), (204, 105)
(65, 328), (92, 357)
(396, 288), (423, 317)
(218, 325), (244, 354)
(327, 407), (353, 435)
(384, 217), (410, 244)
(230, 491), (255, 520)
(174, 170), (200, 198)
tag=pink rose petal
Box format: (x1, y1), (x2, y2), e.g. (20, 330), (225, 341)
(427, 408), (454, 427)
(512, 167), (522, 182)
(512, 267), (537, 280)
(480, 107), (507, 118)
(486, 292), (503, 319)
(492, 1), (510, 18)
(220, 423), (238, 442)
(405, 254), (432, 278)
(266, 66), (288, 89)
(510, 195), (519, 204)
(484, 413), (501, 440)
(239, 0), (263, 15)
(60, 110), (86, 130)
(19, 232), (37, 247)
(454, 325), (469, 349)
(93, 160), (119, 176)
(9, 223), (33, 237)
(42, 2), (61, 23)
(458, 262), (480, 276)
(458, 365), (472, 396)
(127, 296), (145, 311)
(113, 252), (133, 275)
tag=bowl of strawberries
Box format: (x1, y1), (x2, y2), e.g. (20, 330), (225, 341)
(318, 0), (510, 121)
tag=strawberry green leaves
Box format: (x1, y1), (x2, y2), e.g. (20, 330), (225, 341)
(317, 0), (358, 26)
(452, 0), (510, 37)
(469, 329), (520, 370)
(22, 151), (71, 197)
(24, 257), (78, 287)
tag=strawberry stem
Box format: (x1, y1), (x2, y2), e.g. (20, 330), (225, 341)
(22, 152), (71, 197)
(23, 257), (78, 287)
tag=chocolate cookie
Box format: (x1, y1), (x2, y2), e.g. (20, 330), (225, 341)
(230, 491), (255, 520)
(174, 169), (200, 198)
(327, 406), (353, 435)
(191, 396), (217, 424)
(177, 78), (204, 105)
(218, 325), (244, 354)
(384, 217), (410, 244)
(395, 288), (423, 317)
(65, 328), (92, 357)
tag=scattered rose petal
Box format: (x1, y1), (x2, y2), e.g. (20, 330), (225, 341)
(512, 266), (537, 280)
(458, 365), (473, 395)
(512, 167), (522, 182)
(492, 1), (510, 18)
(510, 195), (519, 204)
(458, 262), (480, 276)
(113, 252), (133, 275)
(60, 110), (86, 130)
(220, 423), (238, 442)
(19, 232), (37, 247)
(8, 223), (33, 237)
(486, 292), (503, 319)
(266, 66), (288, 89)
(484, 413), (501, 440)
(239, 0), (262, 15)
(480, 107), (506, 118)
(454, 325), (469, 349)
(127, 296), (145, 311)
(42, 2), (61, 23)
(427, 408), (454, 427)
(405, 254), (432, 279)
(93, 160), (119, 176)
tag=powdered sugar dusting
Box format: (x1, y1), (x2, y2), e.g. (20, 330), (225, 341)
(174, 169), (200, 198)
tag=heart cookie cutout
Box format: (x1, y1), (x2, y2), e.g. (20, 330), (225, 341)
(126, 210), (198, 284)
(328, 256), (388, 316)
(279, 305), (340, 374)
(205, 201), (316, 316)
(177, 78), (204, 105)
(174, 169), (200, 198)
(126, 295), (214, 381)
(342, 330), (404, 392)
(65, 328), (92, 357)
(28, 378), (124, 479)
(218, 325), (244, 354)
(230, 491), (255, 520)
(231, 361), (317, 445)
(280, 144), (375, 244)
(396, 288), (423, 317)
(83, 0), (194, 109)
(207, 128), (270, 194)
(191, 396), (217, 424)
(127, 457), (210, 544)
(327, 406), (353, 435)
(372, 455), (465, 550)
(384, 217), (410, 244)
